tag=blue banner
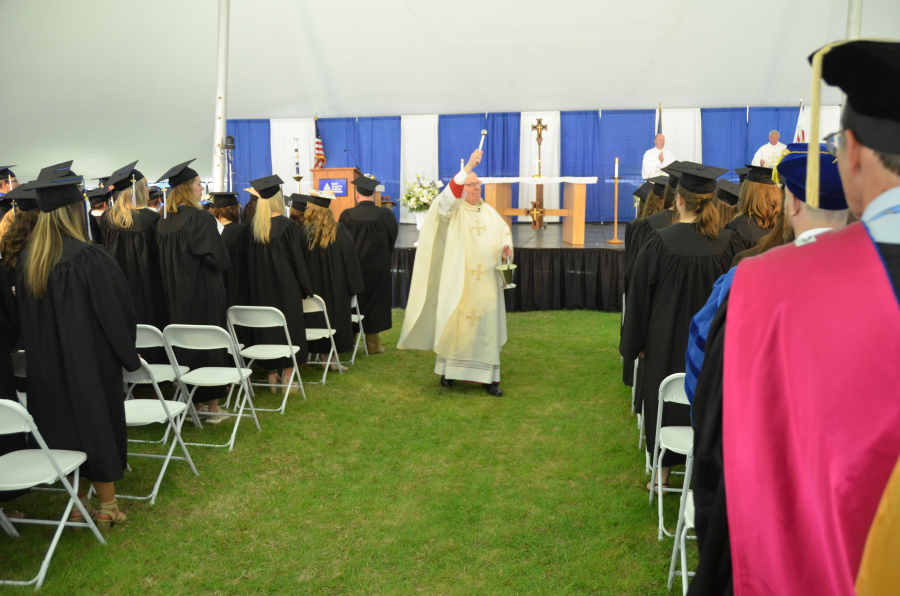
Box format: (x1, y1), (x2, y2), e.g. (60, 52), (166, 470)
(319, 178), (347, 196)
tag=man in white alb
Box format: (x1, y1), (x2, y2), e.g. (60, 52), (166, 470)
(751, 130), (787, 166)
(641, 134), (677, 180)
(397, 148), (513, 397)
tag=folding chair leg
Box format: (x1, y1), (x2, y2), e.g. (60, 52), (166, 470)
(649, 442), (660, 506)
(680, 527), (690, 594)
(0, 509), (20, 537)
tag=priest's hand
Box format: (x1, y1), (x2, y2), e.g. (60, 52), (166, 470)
(502, 245), (512, 259)
(464, 150), (483, 174)
(658, 151), (665, 163)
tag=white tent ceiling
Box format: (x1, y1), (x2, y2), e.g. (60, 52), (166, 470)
(1, 0), (898, 181)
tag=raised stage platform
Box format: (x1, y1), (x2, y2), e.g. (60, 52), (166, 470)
(391, 223), (626, 313)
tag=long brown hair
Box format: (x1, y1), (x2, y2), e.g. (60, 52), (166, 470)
(662, 183), (677, 209)
(252, 193), (286, 244)
(735, 181), (783, 229)
(712, 198), (736, 229)
(108, 177), (150, 228)
(731, 209), (790, 267)
(165, 178), (201, 215)
(0, 209), (40, 270)
(677, 186), (720, 239)
(289, 207), (304, 225)
(24, 203), (88, 298)
(210, 205), (240, 223)
(638, 191), (663, 220)
(304, 203), (338, 249)
(241, 197), (258, 223)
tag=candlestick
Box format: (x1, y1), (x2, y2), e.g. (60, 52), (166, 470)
(615, 157), (619, 179)
(294, 136), (300, 175)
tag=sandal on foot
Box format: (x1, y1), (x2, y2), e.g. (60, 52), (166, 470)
(69, 496), (97, 522)
(96, 499), (126, 531)
(647, 481), (670, 492)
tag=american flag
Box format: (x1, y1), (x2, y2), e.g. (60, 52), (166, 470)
(314, 117), (326, 169)
(793, 99), (806, 142)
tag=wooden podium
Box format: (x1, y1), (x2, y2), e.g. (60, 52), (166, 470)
(312, 167), (361, 220)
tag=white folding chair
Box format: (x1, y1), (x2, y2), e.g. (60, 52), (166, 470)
(10, 350), (26, 407)
(303, 294), (341, 385)
(227, 305), (306, 414)
(344, 295), (368, 366)
(668, 448), (696, 595)
(163, 325), (257, 452)
(0, 400), (106, 589)
(117, 359), (198, 505)
(649, 373), (694, 540)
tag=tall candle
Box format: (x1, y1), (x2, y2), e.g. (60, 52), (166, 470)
(615, 157), (619, 178)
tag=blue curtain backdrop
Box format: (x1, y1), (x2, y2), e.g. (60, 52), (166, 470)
(560, 111), (602, 222)
(358, 116), (402, 220)
(485, 112), (520, 204)
(438, 113), (487, 185)
(701, 108), (748, 182)
(225, 119), (272, 206)
(598, 109), (655, 222)
(746, 107), (797, 163)
(318, 117), (361, 169)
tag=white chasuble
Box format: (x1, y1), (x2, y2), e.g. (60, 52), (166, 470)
(398, 169), (513, 383)
(641, 147), (677, 180)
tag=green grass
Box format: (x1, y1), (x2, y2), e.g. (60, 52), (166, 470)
(0, 309), (694, 595)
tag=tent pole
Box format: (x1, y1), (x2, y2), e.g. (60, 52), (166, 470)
(846, 0), (862, 39)
(212, 0), (230, 192)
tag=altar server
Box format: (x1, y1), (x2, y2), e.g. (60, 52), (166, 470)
(155, 160), (230, 422)
(339, 175), (398, 354)
(16, 173), (140, 528)
(100, 162), (169, 338)
(641, 135), (677, 180)
(246, 176), (313, 386)
(298, 191), (364, 370)
(750, 130), (787, 166)
(620, 162), (741, 489)
(398, 149), (513, 396)
(726, 165), (783, 248)
(689, 41), (900, 596)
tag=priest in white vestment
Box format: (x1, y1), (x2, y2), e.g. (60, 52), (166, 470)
(641, 134), (677, 180)
(397, 149), (513, 397)
(751, 130), (787, 166)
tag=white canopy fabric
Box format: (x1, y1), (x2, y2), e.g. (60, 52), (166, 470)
(1, 0), (899, 182)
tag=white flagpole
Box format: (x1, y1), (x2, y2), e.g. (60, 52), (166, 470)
(212, 0), (230, 192)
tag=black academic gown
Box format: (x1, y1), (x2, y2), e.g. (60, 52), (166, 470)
(100, 209), (169, 333)
(338, 201), (398, 334)
(621, 209), (679, 387)
(620, 223), (741, 467)
(221, 222), (250, 309)
(16, 238), (141, 483)
(156, 206), (229, 403)
(0, 262), (27, 502)
(246, 216), (313, 368)
(725, 214), (770, 250)
(688, 241), (900, 596)
(298, 223), (365, 354)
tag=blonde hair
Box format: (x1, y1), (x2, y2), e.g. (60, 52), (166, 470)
(0, 209), (14, 239)
(304, 203), (338, 249)
(165, 177), (201, 215)
(735, 181), (783, 229)
(108, 177), (150, 228)
(251, 192), (286, 244)
(24, 202), (88, 298)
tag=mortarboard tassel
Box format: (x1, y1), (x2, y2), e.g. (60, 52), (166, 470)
(11, 200), (17, 216)
(162, 187), (167, 219)
(83, 193), (93, 241)
(131, 173), (137, 208)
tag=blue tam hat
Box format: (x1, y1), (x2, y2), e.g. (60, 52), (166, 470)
(772, 143), (846, 210)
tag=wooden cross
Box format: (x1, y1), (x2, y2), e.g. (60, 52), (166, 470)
(532, 118), (548, 177)
(466, 310), (481, 326)
(470, 264), (486, 281)
(471, 221), (486, 236)
(528, 202), (545, 229)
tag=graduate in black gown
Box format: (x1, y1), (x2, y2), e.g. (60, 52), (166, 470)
(209, 191), (250, 310)
(16, 173), (140, 527)
(298, 193), (364, 367)
(0, 187), (40, 277)
(339, 175), (398, 355)
(620, 162), (742, 489)
(287, 193), (307, 226)
(155, 160), (230, 421)
(725, 165), (782, 249)
(245, 176), (313, 387)
(0, 165), (19, 220)
(99, 163), (169, 351)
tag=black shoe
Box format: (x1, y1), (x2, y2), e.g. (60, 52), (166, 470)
(440, 375), (455, 388)
(485, 383), (503, 397)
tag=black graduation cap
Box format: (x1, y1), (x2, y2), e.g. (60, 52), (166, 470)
(715, 179), (741, 206)
(209, 191), (240, 208)
(37, 161), (75, 181)
(668, 162), (728, 194)
(351, 175), (380, 197)
(647, 176), (668, 196)
(29, 174), (85, 212)
(307, 190), (335, 209)
(249, 175), (284, 199)
(733, 167), (750, 183)
(633, 182), (653, 203)
(107, 161), (144, 192)
(156, 159), (198, 188)
(0, 182), (39, 212)
(148, 186), (163, 200)
(86, 186), (112, 207)
(815, 40), (900, 154)
(0, 166), (16, 181)
(743, 164), (776, 185)
(94, 176), (111, 187)
(286, 193), (309, 210)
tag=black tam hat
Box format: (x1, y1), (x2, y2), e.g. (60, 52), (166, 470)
(37, 161), (75, 181)
(86, 186), (113, 207)
(30, 175), (85, 212)
(107, 161), (145, 192)
(209, 191), (240, 208)
(351, 175), (380, 197)
(249, 175), (284, 199)
(0, 166), (16, 181)
(715, 179), (741, 206)
(744, 164), (776, 185)
(287, 193), (309, 210)
(156, 159), (198, 188)
(647, 176), (668, 196)
(668, 162), (728, 194)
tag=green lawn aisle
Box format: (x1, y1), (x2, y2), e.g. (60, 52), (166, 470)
(0, 309), (692, 595)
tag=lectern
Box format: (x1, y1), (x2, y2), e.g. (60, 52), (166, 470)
(312, 167), (361, 220)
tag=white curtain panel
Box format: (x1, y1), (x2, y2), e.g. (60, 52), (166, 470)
(518, 111), (560, 222)
(800, 106), (842, 143)
(655, 108), (703, 165)
(270, 118), (316, 195)
(400, 115), (440, 224)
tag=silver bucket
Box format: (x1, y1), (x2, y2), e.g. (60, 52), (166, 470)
(496, 260), (517, 290)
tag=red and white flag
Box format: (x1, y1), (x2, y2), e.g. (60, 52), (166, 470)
(314, 117), (326, 169)
(793, 101), (806, 143)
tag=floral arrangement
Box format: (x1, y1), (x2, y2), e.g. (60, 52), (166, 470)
(401, 174), (443, 212)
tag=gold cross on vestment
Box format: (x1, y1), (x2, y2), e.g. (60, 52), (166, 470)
(471, 264), (486, 281)
(471, 221), (486, 236)
(466, 310), (481, 326)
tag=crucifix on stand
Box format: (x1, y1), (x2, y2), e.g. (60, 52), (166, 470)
(529, 118), (548, 229)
